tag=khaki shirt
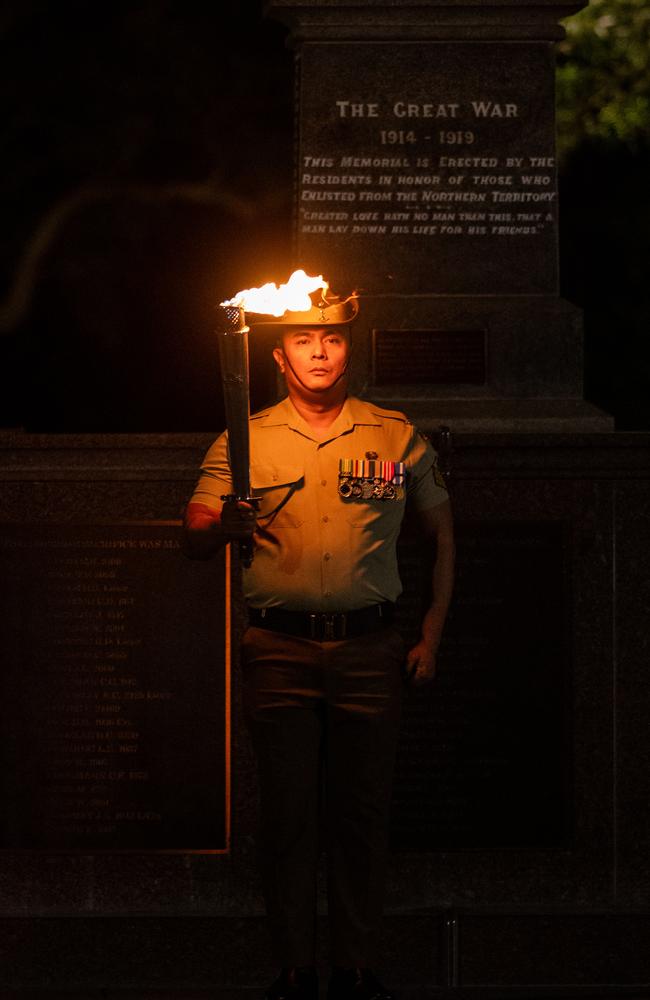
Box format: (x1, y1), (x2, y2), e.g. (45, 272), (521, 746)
(191, 395), (448, 612)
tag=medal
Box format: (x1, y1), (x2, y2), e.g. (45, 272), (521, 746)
(338, 458), (407, 502)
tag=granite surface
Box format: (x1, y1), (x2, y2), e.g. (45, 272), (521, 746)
(615, 482), (650, 904)
(0, 430), (648, 989)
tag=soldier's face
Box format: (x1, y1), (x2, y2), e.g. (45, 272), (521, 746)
(273, 326), (350, 394)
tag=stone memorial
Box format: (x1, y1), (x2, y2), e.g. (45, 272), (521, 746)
(271, 0), (612, 430)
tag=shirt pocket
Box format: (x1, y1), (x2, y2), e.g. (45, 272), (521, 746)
(343, 497), (405, 530)
(250, 463), (304, 527)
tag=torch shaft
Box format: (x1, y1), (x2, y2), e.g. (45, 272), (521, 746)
(217, 305), (256, 567)
(218, 329), (252, 499)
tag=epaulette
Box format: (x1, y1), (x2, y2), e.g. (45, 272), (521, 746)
(366, 403), (411, 424)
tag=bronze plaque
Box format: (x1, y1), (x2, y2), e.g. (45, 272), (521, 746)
(373, 328), (486, 385)
(0, 523), (230, 852)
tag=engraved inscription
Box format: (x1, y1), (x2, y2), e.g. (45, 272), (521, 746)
(298, 44), (558, 294)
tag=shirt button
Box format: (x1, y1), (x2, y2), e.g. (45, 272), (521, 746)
(321, 479), (327, 486)
(324, 552), (331, 561)
(272, 473), (278, 481)
(322, 515), (329, 523)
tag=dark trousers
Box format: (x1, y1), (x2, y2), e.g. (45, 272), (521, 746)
(241, 624), (404, 968)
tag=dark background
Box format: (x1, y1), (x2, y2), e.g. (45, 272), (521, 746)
(0, 0), (648, 432)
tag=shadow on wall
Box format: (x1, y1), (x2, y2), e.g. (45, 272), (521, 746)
(0, 1), (293, 433)
(2, 195), (290, 432)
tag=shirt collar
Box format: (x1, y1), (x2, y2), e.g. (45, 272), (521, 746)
(258, 396), (382, 439)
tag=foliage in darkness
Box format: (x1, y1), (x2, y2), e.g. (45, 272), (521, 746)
(557, 0), (650, 155)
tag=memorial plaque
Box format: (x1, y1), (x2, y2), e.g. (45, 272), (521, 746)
(297, 43), (558, 295)
(373, 329), (486, 385)
(0, 523), (229, 852)
(392, 521), (570, 850)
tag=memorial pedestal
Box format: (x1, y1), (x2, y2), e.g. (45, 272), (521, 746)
(0, 431), (649, 991)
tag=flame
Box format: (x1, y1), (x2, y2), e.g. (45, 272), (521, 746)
(221, 269), (328, 317)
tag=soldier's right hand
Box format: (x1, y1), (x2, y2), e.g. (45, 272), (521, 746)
(220, 499), (258, 540)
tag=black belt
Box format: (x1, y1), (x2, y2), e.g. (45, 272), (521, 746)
(248, 602), (395, 642)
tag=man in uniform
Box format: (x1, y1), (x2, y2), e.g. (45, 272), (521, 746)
(183, 291), (454, 1000)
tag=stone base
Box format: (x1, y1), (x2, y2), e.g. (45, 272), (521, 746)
(352, 296), (587, 404)
(1, 912), (648, 992)
(1, 431), (649, 995)
(367, 397), (614, 433)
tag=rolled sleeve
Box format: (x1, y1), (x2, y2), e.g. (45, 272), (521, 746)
(190, 431), (233, 509)
(406, 430), (449, 512)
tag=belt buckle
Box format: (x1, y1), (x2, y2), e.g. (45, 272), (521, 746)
(311, 612), (347, 641)
(324, 613), (346, 641)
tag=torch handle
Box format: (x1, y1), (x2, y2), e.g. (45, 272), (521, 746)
(239, 537), (254, 570)
(220, 493), (259, 569)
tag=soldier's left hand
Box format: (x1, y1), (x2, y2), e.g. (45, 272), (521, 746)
(403, 640), (437, 686)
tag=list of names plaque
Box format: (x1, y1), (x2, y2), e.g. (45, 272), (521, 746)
(0, 523), (229, 851)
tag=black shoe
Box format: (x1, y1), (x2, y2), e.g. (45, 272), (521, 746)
(328, 967), (396, 1000)
(266, 967), (319, 1000)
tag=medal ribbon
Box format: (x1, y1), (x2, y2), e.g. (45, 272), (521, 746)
(339, 459), (406, 481)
